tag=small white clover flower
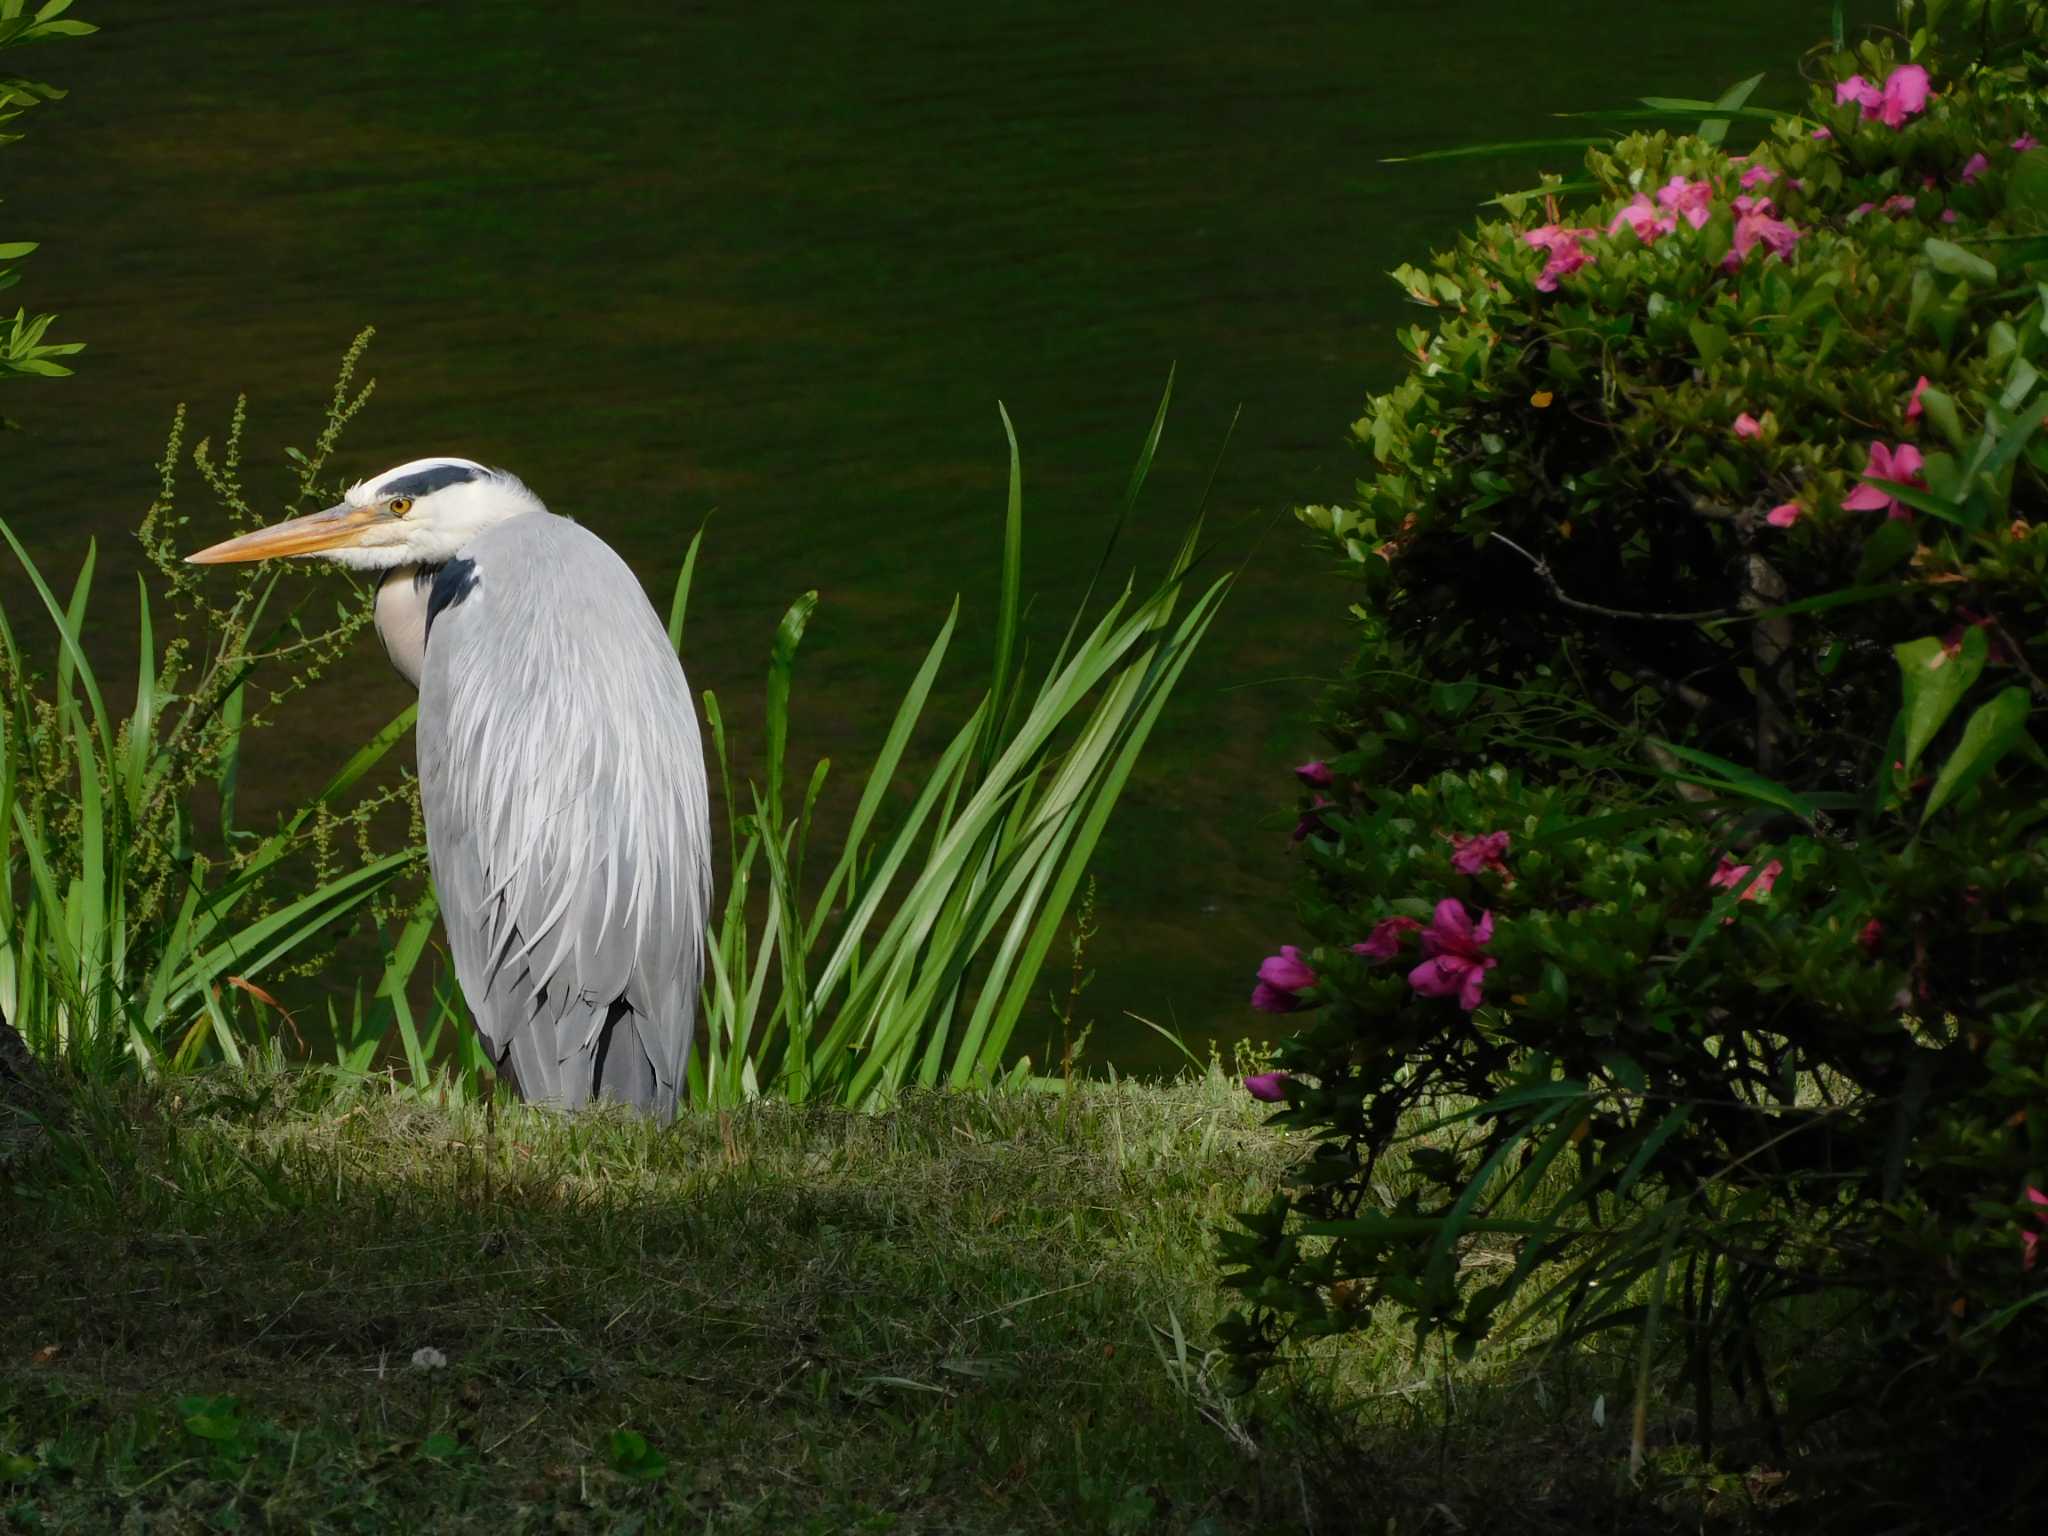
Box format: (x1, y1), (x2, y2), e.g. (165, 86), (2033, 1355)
(410, 1346), (448, 1371)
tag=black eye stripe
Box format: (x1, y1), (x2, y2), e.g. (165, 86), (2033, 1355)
(376, 463), (484, 500)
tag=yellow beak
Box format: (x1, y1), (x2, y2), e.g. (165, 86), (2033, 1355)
(184, 503), (388, 564)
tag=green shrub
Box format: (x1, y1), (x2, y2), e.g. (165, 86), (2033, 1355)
(0, 1), (91, 396)
(1222, 20), (2048, 1524)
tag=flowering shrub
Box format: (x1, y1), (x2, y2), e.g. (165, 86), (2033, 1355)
(1222, 22), (2048, 1519)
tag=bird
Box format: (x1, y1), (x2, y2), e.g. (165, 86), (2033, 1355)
(186, 457), (712, 1123)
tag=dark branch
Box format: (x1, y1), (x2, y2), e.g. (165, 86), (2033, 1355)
(1488, 531), (1736, 624)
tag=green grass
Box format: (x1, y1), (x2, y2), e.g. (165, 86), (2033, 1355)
(0, 1068), (1794, 1533)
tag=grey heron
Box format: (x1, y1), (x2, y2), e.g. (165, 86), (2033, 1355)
(187, 458), (712, 1123)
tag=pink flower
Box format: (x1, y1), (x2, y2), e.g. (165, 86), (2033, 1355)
(1906, 375), (1931, 421)
(1734, 412), (1763, 440)
(1841, 65), (1931, 128)
(1879, 65), (1932, 128)
(1709, 856), (1783, 901)
(1655, 175), (1714, 230)
(1243, 1071), (1290, 1102)
(1843, 66), (1933, 129)
(1292, 794), (1334, 844)
(1884, 193), (1919, 215)
(1251, 945), (1316, 1012)
(1811, 126), (1834, 141)
(1607, 193), (1677, 245)
(1524, 224), (1598, 292)
(2014, 135), (2040, 152)
(1962, 151), (1991, 184)
(1732, 193), (1775, 216)
(1724, 206), (1803, 271)
(2024, 1187), (2048, 1272)
(1739, 164), (1778, 190)
(1843, 440), (1927, 520)
(1941, 208), (1960, 223)
(1450, 830), (1512, 878)
(1295, 759), (1334, 788)
(1353, 915), (1422, 962)
(1858, 919), (1885, 955)
(1766, 502), (1803, 528)
(1407, 898), (1497, 1011)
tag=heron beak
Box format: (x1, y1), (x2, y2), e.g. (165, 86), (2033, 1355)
(184, 503), (387, 564)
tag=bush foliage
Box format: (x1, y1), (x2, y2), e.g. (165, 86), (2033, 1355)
(1224, 15), (2048, 1522)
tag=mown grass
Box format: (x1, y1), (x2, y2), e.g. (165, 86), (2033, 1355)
(0, 1072), (1783, 1534)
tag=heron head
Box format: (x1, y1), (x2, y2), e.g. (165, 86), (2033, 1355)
(184, 458), (544, 570)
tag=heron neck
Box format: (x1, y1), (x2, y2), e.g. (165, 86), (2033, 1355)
(373, 564), (438, 690)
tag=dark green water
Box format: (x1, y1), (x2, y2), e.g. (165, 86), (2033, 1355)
(3, 1), (1861, 1071)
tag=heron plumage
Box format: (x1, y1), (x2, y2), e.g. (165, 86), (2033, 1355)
(414, 510), (711, 1122)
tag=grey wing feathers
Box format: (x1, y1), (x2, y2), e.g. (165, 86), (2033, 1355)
(416, 512), (712, 1123)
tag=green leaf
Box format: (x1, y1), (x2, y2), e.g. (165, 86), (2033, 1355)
(1687, 319), (1730, 368)
(1923, 237), (1998, 285)
(1855, 518), (1919, 582)
(666, 521), (706, 655)
(1915, 385), (1967, 452)
(1894, 628), (1987, 776)
(1647, 740), (1821, 820)
(1922, 686), (2031, 822)
(1381, 136), (1607, 165)
(1695, 72), (1766, 147)
(764, 590), (819, 820)
(1864, 477), (1973, 529)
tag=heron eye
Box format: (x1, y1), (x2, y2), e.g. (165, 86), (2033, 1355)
(388, 496), (414, 516)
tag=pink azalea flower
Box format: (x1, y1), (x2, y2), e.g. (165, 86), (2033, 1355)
(1292, 794), (1334, 844)
(1850, 200), (1878, 218)
(1243, 1071), (1290, 1102)
(1811, 126), (1834, 141)
(1766, 502), (1803, 528)
(1906, 375), (1931, 421)
(1294, 759), (1334, 788)
(1709, 856), (1784, 901)
(1723, 206), (1803, 271)
(1523, 224), (1599, 292)
(1734, 412), (1764, 440)
(2014, 135), (2040, 152)
(1962, 151), (1991, 184)
(1251, 945), (1316, 1012)
(1353, 915), (1422, 962)
(1450, 830), (1512, 878)
(1884, 193), (1919, 215)
(1655, 175), (1714, 230)
(2024, 1186), (2048, 1272)
(1843, 441), (1927, 520)
(1607, 193), (1677, 245)
(1941, 208), (1960, 223)
(1876, 65), (1931, 128)
(1407, 898), (1497, 1011)
(1841, 65), (1931, 128)
(1858, 919), (1885, 955)
(1732, 193), (1775, 217)
(1739, 164), (1778, 189)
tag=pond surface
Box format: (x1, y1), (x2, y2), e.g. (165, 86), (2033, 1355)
(3, 1), (1860, 1071)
